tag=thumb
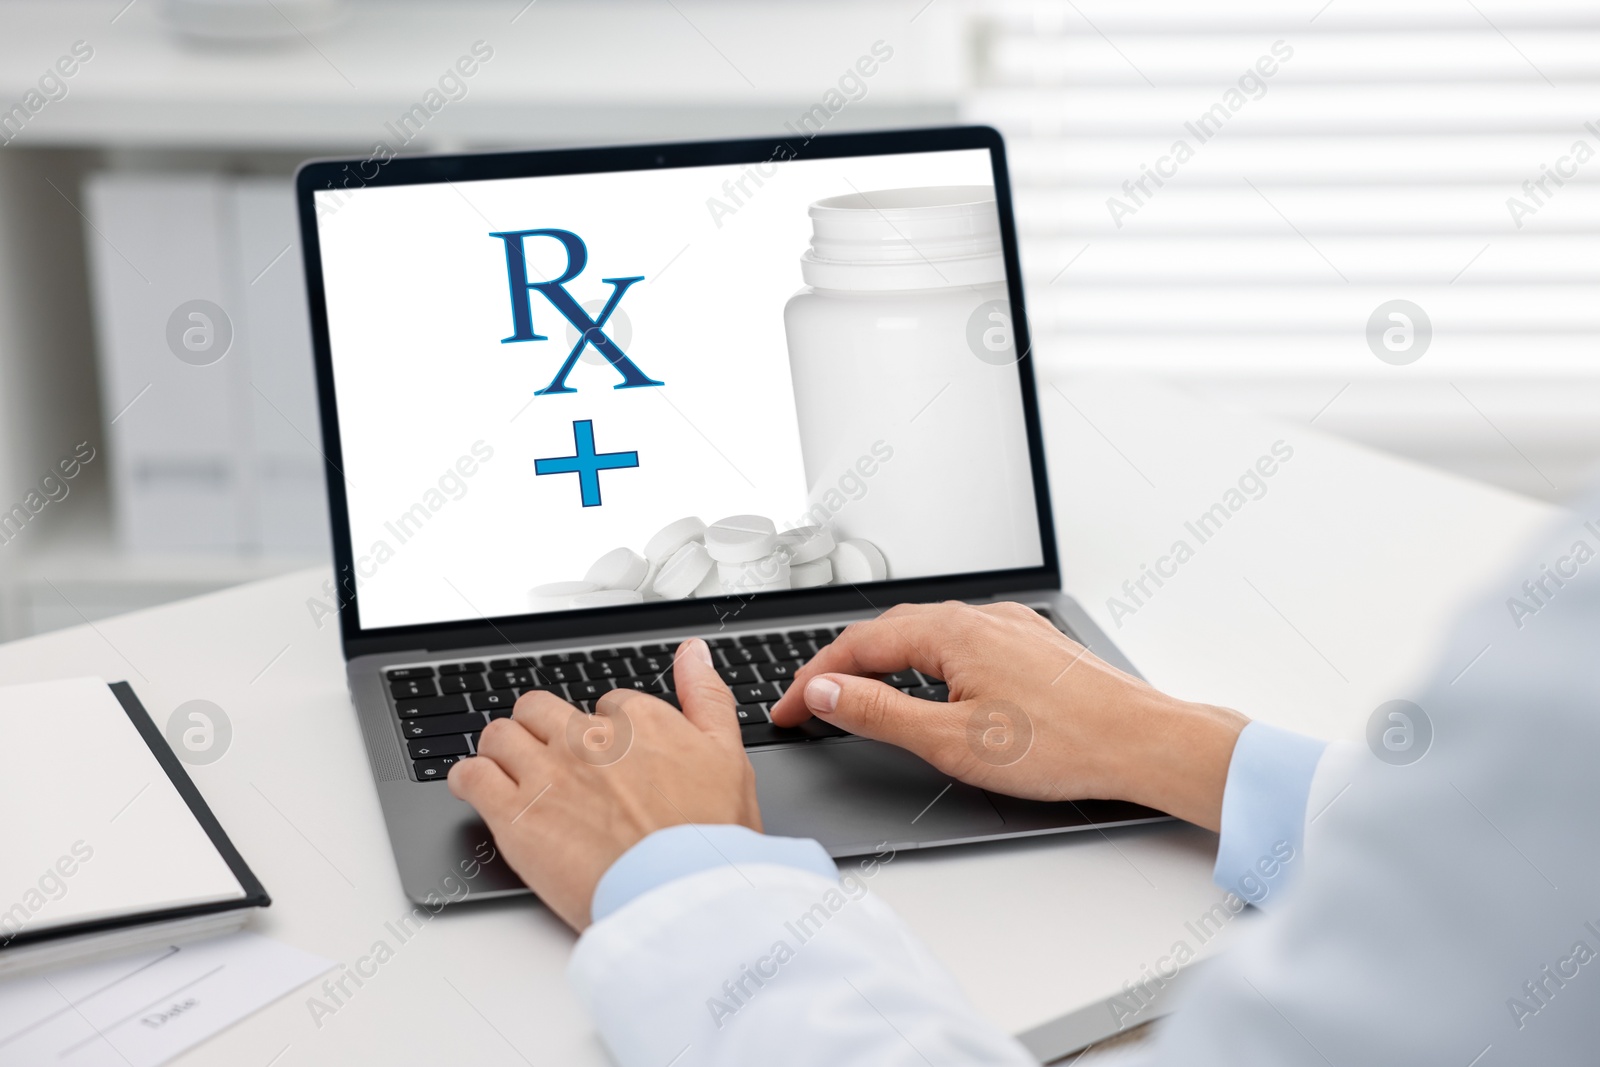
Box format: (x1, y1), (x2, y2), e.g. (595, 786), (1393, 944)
(802, 673), (963, 765)
(672, 638), (740, 745)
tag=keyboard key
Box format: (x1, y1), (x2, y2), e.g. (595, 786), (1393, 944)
(786, 628), (830, 642)
(486, 707), (514, 720)
(639, 642), (673, 655)
(439, 673), (486, 694)
(517, 681), (567, 700)
(625, 654), (673, 677)
(487, 669), (532, 689)
(736, 633), (770, 647)
(765, 642), (810, 662)
(758, 661), (803, 682)
(909, 684), (950, 702)
(735, 704), (769, 725)
(588, 647), (632, 661)
(413, 756), (462, 781)
(883, 670), (922, 689)
(615, 676), (666, 694)
(471, 689), (518, 711)
(568, 680), (614, 702)
(408, 735), (470, 759)
(489, 657), (534, 670)
(587, 658), (625, 680)
(731, 681), (782, 704)
(540, 662), (584, 684)
(438, 661), (485, 675)
(402, 712), (484, 738)
(717, 664), (757, 684)
(717, 646), (769, 668)
(540, 651), (589, 665)
(627, 669), (674, 689)
(390, 677), (437, 699)
(386, 666), (434, 681)
(395, 694), (468, 718)
(740, 718), (848, 747)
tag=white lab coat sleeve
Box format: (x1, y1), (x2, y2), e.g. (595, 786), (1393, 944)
(1210, 721), (1328, 905)
(568, 861), (1036, 1067)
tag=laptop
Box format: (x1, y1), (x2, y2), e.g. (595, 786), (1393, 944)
(294, 125), (1164, 905)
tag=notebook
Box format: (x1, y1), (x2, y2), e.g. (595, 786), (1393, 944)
(0, 678), (268, 977)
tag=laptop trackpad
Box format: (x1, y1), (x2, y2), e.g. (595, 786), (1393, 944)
(750, 739), (1003, 857)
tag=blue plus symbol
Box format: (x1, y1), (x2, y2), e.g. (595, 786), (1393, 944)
(534, 419), (639, 507)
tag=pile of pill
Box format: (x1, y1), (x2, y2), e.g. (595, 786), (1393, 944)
(529, 515), (887, 610)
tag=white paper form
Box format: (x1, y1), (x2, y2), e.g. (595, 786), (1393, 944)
(0, 932), (332, 1067)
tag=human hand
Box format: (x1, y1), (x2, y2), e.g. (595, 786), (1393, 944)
(769, 602), (1246, 830)
(447, 638), (761, 930)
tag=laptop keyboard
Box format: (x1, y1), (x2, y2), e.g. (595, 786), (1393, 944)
(383, 625), (951, 782)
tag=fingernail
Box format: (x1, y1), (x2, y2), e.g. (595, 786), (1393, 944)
(689, 638), (713, 667)
(806, 676), (841, 714)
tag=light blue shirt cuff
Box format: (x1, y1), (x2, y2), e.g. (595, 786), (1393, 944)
(591, 824), (837, 922)
(1213, 721), (1327, 908)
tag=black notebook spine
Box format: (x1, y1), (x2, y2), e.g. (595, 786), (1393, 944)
(0, 682), (269, 953)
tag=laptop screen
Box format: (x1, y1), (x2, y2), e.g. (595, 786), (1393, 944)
(311, 143), (1045, 631)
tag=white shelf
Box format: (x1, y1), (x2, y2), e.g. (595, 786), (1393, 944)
(0, 1), (964, 148)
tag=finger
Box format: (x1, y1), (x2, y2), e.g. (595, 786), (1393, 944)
(771, 606), (961, 725)
(594, 685), (653, 719)
(591, 685), (665, 743)
(512, 688), (580, 744)
(797, 672), (966, 767)
(475, 715), (550, 785)
(672, 638), (741, 746)
(448, 752), (519, 817)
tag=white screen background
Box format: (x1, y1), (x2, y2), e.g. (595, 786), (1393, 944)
(315, 148), (1032, 629)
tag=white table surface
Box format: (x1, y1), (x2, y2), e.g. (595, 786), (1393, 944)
(0, 377), (1561, 1065)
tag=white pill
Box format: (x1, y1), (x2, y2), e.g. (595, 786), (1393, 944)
(585, 547), (649, 591)
(635, 558), (661, 593)
(776, 525), (835, 565)
(828, 539), (887, 583)
(719, 555), (791, 594)
(644, 516), (707, 563)
(692, 566), (723, 598)
(569, 589), (644, 609)
(790, 558), (833, 588)
(653, 542), (714, 599)
(704, 514), (777, 563)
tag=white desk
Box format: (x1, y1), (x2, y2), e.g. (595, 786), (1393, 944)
(0, 378), (1559, 1065)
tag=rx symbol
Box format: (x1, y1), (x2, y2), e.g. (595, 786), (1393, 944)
(489, 228), (663, 396)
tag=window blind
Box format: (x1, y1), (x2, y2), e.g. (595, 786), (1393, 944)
(964, 0), (1600, 498)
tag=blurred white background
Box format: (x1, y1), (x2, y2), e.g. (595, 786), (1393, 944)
(0, 0), (1594, 638)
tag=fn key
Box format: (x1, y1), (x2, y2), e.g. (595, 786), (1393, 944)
(414, 755), (462, 781)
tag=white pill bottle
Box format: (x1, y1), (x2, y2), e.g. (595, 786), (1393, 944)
(782, 186), (1042, 581)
